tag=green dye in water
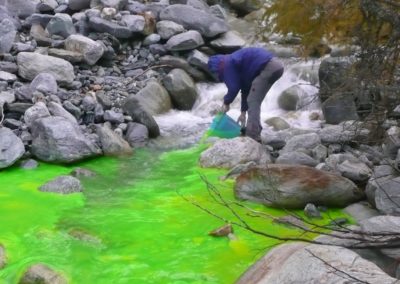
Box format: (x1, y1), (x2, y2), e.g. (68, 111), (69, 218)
(0, 145), (349, 283)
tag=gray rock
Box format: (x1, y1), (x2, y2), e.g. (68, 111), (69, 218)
(39, 175), (83, 194)
(360, 216), (400, 259)
(322, 94), (359, 124)
(344, 201), (379, 223)
(99, 0), (128, 10)
(0, 61), (18, 74)
(276, 151), (319, 167)
(48, 102), (78, 124)
(2, 0), (39, 19)
(122, 95), (160, 138)
(30, 73), (58, 95)
(70, 167), (96, 178)
(121, 15), (145, 33)
(318, 122), (370, 144)
(277, 86), (302, 111)
(311, 144), (328, 162)
(62, 101), (81, 119)
(135, 80), (172, 115)
(125, 122), (149, 147)
(186, 49), (210, 74)
(237, 243), (397, 284)
(69, 0), (91, 11)
(281, 133), (321, 153)
(0, 90), (15, 107)
(319, 56), (355, 102)
(81, 94), (97, 112)
(374, 176), (400, 216)
(209, 31), (245, 51)
(24, 102), (51, 128)
(235, 164), (363, 208)
(88, 17), (132, 39)
(162, 68), (198, 110)
(0, 18), (16, 55)
(210, 4), (226, 19)
(37, 0), (58, 13)
(337, 160), (372, 182)
(13, 43), (35, 53)
(96, 124), (132, 156)
(156, 20), (184, 40)
(383, 126), (400, 159)
(17, 52), (75, 85)
(48, 48), (84, 64)
(159, 55), (206, 81)
(46, 13), (76, 39)
(26, 13), (54, 27)
(264, 117), (290, 131)
(30, 24), (52, 47)
(199, 137), (271, 168)
(0, 127), (25, 169)
(31, 116), (101, 163)
(104, 109), (124, 124)
(160, 4), (228, 38)
(166, 30), (204, 51)
(65, 34), (104, 65)
(228, 0), (263, 14)
(304, 203), (321, 218)
(0, 71), (17, 82)
(143, 33), (160, 46)
(20, 159), (39, 169)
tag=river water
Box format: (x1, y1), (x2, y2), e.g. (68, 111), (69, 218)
(0, 59), (348, 283)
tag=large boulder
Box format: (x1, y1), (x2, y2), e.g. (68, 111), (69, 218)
(237, 243), (397, 284)
(209, 31), (246, 52)
(0, 127), (25, 169)
(39, 175), (83, 194)
(373, 176), (400, 216)
(281, 132), (321, 153)
(199, 137), (271, 168)
(65, 34), (104, 65)
(135, 80), (172, 115)
(159, 4), (228, 38)
(31, 116), (101, 163)
(125, 122), (148, 147)
(360, 216), (400, 259)
(122, 96), (160, 138)
(162, 68), (198, 110)
(19, 263), (67, 284)
(17, 52), (75, 85)
(322, 94), (359, 124)
(235, 164), (364, 208)
(0, 18), (17, 54)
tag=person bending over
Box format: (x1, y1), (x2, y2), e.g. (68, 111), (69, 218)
(208, 47), (284, 142)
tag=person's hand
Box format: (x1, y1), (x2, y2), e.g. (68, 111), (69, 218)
(218, 103), (230, 114)
(237, 111), (246, 127)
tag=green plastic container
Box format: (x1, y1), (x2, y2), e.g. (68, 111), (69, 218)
(207, 113), (241, 138)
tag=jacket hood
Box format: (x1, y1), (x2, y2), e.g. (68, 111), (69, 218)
(207, 55), (225, 80)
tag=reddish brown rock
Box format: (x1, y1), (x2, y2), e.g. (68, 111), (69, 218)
(234, 164), (364, 209)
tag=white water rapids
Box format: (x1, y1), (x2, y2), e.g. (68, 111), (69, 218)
(151, 58), (323, 149)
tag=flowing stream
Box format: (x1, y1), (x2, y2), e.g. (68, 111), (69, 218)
(0, 59), (348, 283)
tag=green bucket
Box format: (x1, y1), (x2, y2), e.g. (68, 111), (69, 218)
(207, 113), (241, 138)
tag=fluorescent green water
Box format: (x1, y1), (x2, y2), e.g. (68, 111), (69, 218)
(0, 146), (348, 283)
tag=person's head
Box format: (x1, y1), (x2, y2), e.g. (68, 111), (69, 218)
(207, 55), (225, 81)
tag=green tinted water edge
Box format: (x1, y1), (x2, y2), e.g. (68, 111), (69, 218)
(0, 145), (350, 284)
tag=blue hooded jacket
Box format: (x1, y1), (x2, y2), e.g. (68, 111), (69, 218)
(208, 47), (274, 111)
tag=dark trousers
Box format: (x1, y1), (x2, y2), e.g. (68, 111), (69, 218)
(246, 58), (284, 141)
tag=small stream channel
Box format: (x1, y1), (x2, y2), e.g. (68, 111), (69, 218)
(0, 59), (349, 283)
